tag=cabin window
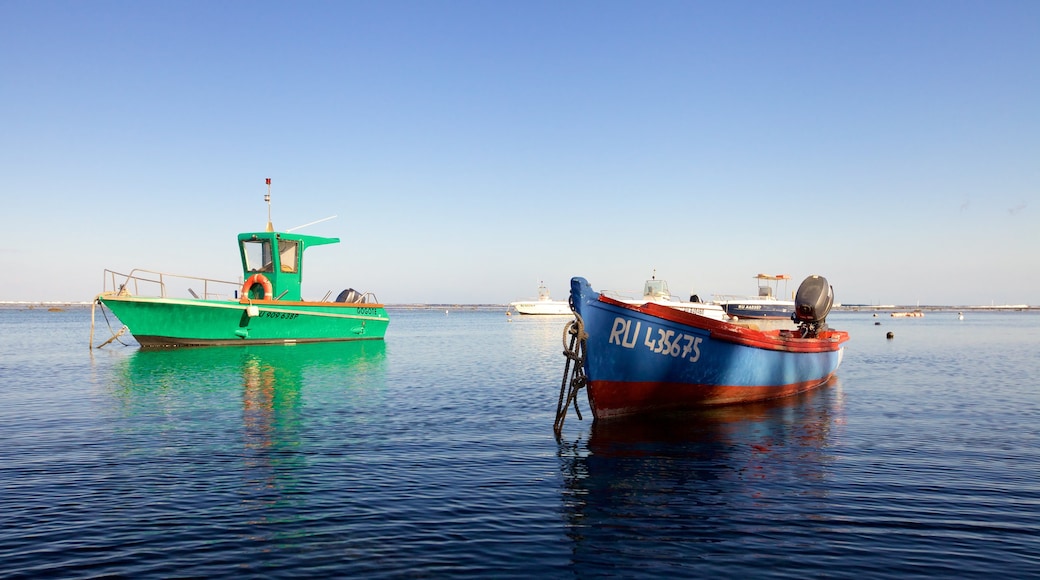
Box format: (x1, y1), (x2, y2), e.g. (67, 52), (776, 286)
(279, 240), (298, 273)
(243, 239), (273, 273)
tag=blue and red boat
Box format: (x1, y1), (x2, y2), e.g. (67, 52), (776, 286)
(556, 275), (849, 428)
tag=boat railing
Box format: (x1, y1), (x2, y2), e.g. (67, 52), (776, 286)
(103, 268), (242, 300)
(712, 293), (779, 302)
(317, 289), (381, 303)
(601, 289), (642, 301)
(605, 289), (693, 303)
(343, 291), (380, 304)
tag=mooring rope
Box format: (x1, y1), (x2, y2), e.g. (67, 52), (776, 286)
(90, 295), (130, 349)
(554, 314), (588, 440)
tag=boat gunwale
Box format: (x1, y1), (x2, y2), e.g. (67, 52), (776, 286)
(236, 298), (387, 309)
(98, 293), (389, 321)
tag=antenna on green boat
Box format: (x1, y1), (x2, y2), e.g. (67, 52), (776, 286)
(264, 177), (274, 232)
(287, 215), (338, 233)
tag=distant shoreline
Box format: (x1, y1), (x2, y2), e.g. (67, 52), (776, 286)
(836, 304), (1037, 312)
(0, 302), (512, 311)
(1, 302), (1036, 312)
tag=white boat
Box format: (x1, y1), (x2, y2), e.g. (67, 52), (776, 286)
(713, 274), (796, 320)
(604, 275), (729, 321)
(510, 282), (572, 315)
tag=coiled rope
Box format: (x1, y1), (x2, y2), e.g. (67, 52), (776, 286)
(554, 313), (588, 440)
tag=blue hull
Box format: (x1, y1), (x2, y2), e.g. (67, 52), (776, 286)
(569, 277), (848, 419)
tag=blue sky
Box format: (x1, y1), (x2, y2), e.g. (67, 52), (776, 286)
(2, 1), (1037, 305)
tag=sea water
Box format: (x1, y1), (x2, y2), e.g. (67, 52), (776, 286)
(1, 307), (1038, 578)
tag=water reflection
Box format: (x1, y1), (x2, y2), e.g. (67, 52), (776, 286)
(112, 340), (387, 406)
(557, 378), (844, 566)
(107, 341), (387, 515)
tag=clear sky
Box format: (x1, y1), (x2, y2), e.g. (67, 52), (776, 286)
(2, 1), (1037, 306)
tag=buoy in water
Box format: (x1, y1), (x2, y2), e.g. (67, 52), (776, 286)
(886, 331), (894, 339)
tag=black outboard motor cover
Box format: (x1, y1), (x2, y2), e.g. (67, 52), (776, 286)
(794, 275), (833, 324)
(336, 288), (364, 303)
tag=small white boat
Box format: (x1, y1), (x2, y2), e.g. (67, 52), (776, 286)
(713, 274), (796, 320)
(510, 282), (571, 315)
(604, 275), (729, 321)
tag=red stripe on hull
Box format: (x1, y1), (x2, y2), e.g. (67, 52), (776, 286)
(587, 375), (836, 419)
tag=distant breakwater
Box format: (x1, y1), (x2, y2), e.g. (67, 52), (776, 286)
(838, 305), (1037, 312)
(2, 302), (1035, 312)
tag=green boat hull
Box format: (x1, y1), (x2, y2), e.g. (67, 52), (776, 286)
(99, 294), (389, 347)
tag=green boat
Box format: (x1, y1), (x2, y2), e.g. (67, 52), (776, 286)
(92, 185), (389, 348)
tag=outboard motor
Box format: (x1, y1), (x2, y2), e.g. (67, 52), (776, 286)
(335, 288), (365, 303)
(793, 275), (833, 338)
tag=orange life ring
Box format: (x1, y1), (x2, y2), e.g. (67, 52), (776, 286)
(242, 273), (273, 300)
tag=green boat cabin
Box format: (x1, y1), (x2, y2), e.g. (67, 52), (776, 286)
(238, 231), (339, 302)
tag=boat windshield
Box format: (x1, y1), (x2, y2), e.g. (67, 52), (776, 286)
(278, 240), (298, 273)
(243, 239), (273, 273)
(644, 279), (670, 299)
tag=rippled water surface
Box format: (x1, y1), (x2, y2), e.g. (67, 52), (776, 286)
(1, 307), (1039, 578)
